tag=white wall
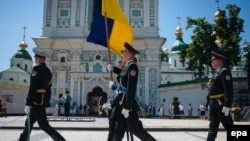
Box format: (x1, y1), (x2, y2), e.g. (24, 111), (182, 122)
(159, 83), (208, 117)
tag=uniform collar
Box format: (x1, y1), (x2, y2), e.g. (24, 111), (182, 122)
(125, 59), (135, 66)
(216, 66), (223, 72)
(35, 62), (45, 66)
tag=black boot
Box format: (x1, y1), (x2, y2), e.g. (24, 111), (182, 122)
(50, 134), (66, 141)
(207, 132), (216, 141)
(18, 133), (27, 141)
(145, 137), (157, 141)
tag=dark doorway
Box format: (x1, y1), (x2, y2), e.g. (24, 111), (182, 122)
(87, 86), (107, 115)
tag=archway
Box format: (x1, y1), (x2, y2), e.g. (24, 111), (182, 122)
(87, 86), (107, 115)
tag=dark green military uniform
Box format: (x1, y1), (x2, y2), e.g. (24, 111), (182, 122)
(19, 47), (65, 141)
(207, 67), (234, 141)
(112, 60), (156, 141)
(107, 65), (123, 141)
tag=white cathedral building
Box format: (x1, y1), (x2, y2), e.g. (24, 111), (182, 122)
(0, 0), (249, 116)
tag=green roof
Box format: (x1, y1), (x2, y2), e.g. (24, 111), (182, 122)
(12, 50), (32, 61)
(158, 78), (209, 88)
(171, 38), (188, 52)
(158, 77), (247, 88)
(161, 50), (168, 62)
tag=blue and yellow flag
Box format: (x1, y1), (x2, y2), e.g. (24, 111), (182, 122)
(87, 0), (133, 55)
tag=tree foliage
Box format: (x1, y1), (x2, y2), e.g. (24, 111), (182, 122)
(179, 4), (244, 73)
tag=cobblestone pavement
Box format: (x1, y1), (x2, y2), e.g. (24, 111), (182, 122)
(0, 129), (227, 141)
(1, 116), (248, 141)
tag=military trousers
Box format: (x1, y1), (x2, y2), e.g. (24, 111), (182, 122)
(207, 99), (233, 141)
(112, 106), (156, 141)
(18, 106), (65, 141)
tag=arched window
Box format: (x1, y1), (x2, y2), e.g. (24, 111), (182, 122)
(60, 57), (66, 63)
(25, 64), (28, 70)
(95, 55), (101, 60)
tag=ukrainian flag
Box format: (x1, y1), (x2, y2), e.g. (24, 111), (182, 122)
(87, 0), (133, 56)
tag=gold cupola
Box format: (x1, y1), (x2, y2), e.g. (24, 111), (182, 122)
(19, 41), (28, 50)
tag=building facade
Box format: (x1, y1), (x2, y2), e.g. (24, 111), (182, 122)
(1, 0), (248, 116)
(32, 0), (165, 115)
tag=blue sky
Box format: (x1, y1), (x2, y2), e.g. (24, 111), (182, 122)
(0, 0), (249, 72)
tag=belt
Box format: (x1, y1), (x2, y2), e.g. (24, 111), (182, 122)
(36, 89), (46, 93)
(210, 93), (224, 99)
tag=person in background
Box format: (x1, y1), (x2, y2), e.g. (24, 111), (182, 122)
(64, 90), (72, 117)
(179, 103), (184, 119)
(18, 47), (65, 141)
(147, 103), (153, 118)
(187, 103), (193, 118)
(169, 103), (174, 119)
(152, 103), (157, 117)
(1, 100), (7, 117)
(172, 97), (180, 119)
(158, 104), (164, 117)
(200, 102), (206, 119)
(53, 104), (59, 117)
(206, 51), (234, 141)
(58, 93), (64, 116)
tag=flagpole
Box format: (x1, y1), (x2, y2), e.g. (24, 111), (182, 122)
(104, 12), (113, 81)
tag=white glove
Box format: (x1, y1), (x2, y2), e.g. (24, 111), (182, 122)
(109, 81), (114, 88)
(122, 109), (129, 118)
(107, 64), (113, 72)
(102, 103), (111, 110)
(222, 107), (230, 116)
(24, 106), (30, 114)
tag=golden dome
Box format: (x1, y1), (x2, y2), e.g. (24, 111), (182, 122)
(175, 26), (183, 38)
(214, 10), (221, 22)
(163, 48), (169, 54)
(19, 41), (28, 50)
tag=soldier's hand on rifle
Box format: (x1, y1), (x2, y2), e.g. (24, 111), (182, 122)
(122, 108), (129, 118)
(24, 105), (30, 114)
(222, 107), (230, 116)
(107, 64), (113, 72)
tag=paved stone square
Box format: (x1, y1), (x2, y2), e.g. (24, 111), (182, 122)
(0, 116), (249, 141)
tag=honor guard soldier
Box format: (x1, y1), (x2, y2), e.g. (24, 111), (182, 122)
(111, 42), (156, 141)
(18, 47), (66, 141)
(107, 60), (126, 141)
(206, 51), (234, 141)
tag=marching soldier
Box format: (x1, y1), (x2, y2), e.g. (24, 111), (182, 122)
(18, 47), (65, 141)
(107, 60), (126, 141)
(111, 42), (156, 141)
(206, 51), (234, 141)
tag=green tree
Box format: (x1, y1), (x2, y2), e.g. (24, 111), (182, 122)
(179, 4), (244, 73)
